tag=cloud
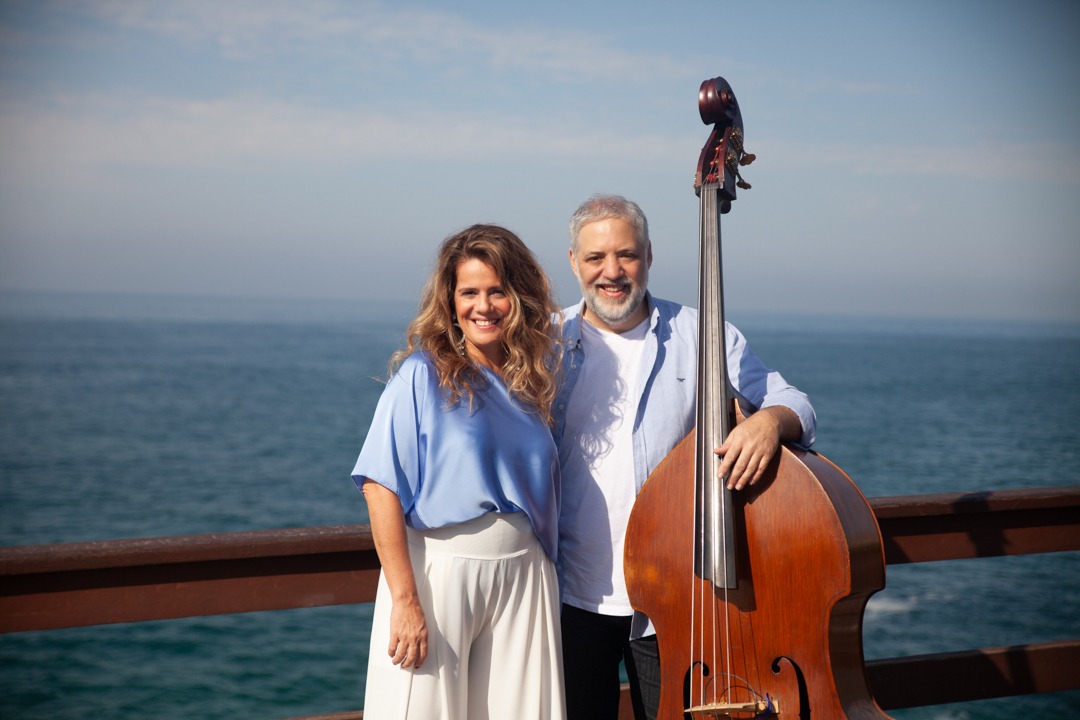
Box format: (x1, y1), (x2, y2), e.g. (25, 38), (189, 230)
(0, 90), (693, 184)
(0, 1), (700, 185)
(5, 85), (1076, 193)
(758, 137), (1080, 184)
(83, 0), (690, 83)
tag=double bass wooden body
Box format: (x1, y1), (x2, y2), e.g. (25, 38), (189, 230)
(623, 77), (892, 719)
(626, 431), (891, 718)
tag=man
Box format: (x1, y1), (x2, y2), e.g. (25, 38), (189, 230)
(552, 194), (817, 720)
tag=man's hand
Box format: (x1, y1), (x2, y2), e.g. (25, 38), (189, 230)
(714, 406), (800, 490)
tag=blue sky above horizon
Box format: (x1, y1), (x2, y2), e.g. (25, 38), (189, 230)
(1, 0), (1078, 322)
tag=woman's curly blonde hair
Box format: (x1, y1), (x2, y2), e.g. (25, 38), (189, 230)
(391, 224), (562, 424)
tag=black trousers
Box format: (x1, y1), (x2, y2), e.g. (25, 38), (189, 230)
(561, 604), (661, 720)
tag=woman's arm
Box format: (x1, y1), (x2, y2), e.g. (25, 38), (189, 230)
(362, 480), (429, 669)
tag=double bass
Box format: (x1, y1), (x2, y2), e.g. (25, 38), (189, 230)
(623, 77), (893, 719)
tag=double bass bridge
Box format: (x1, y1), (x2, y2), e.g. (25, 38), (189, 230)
(685, 696), (780, 718)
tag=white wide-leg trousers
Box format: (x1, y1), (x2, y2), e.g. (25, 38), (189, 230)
(363, 512), (565, 720)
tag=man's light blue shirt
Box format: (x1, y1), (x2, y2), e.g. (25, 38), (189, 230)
(552, 293), (817, 493)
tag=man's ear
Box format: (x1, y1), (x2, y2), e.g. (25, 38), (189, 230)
(568, 248), (580, 278)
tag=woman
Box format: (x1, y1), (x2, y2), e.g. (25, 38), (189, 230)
(352, 224), (566, 719)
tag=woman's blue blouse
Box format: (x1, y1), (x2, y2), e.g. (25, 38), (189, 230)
(352, 352), (560, 561)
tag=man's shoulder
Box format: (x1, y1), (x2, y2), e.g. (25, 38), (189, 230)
(650, 295), (696, 323)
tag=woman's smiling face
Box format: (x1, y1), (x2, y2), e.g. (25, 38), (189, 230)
(454, 257), (511, 370)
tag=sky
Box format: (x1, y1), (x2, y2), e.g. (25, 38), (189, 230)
(1, 0), (1078, 323)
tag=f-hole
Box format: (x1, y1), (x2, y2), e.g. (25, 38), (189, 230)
(683, 661), (710, 720)
(772, 655), (811, 719)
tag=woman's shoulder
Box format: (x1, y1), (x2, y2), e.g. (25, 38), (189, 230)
(389, 351), (441, 390)
(397, 350), (432, 371)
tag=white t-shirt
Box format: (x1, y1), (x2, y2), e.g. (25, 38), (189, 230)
(558, 316), (649, 615)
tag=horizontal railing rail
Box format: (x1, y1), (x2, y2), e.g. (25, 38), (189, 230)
(2, 485), (1078, 715)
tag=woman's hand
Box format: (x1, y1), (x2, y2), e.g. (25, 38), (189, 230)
(388, 595), (428, 668)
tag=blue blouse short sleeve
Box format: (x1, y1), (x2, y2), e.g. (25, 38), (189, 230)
(351, 353), (561, 560)
(351, 354), (431, 515)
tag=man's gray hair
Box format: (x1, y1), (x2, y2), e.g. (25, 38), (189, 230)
(568, 194), (650, 254)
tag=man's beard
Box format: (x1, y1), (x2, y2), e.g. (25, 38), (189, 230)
(581, 279), (647, 328)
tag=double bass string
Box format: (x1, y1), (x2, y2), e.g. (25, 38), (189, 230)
(693, 179), (707, 713)
(694, 181), (712, 712)
(694, 180), (735, 711)
(709, 183), (734, 708)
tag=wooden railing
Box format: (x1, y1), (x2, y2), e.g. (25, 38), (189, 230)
(2, 486), (1078, 717)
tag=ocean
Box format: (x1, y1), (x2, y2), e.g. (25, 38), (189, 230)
(1, 291), (1078, 719)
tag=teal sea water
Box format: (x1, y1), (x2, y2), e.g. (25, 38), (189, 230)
(1, 291), (1078, 719)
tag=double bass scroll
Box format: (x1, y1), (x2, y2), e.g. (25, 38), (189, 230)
(623, 76), (893, 719)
